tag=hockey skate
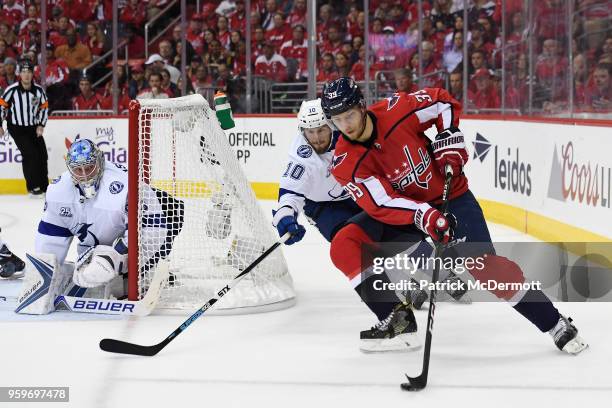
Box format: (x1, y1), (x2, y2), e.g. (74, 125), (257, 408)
(360, 302), (421, 353)
(549, 314), (588, 355)
(0, 245), (25, 279)
(405, 278), (428, 310)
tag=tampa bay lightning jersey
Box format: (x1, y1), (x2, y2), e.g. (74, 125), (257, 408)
(278, 130), (350, 214)
(35, 162), (129, 265)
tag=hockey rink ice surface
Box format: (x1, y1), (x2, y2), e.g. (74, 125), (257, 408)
(0, 195), (610, 408)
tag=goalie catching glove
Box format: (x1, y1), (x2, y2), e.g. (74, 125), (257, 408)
(414, 205), (456, 244)
(272, 206), (306, 245)
(74, 238), (127, 288)
(431, 127), (468, 176)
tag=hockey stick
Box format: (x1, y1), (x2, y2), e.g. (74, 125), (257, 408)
(401, 165), (453, 391)
(99, 232), (291, 356)
(54, 261), (169, 317)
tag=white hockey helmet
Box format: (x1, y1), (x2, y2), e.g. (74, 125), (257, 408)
(297, 98), (329, 134)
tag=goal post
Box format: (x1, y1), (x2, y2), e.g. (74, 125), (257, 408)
(128, 95), (295, 312)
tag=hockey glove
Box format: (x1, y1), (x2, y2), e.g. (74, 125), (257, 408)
(415, 206), (456, 244)
(431, 127), (468, 176)
(272, 206), (306, 245)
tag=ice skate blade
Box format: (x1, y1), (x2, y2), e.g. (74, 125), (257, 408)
(562, 335), (589, 355)
(360, 333), (421, 353)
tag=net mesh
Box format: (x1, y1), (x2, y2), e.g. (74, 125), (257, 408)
(133, 95), (294, 310)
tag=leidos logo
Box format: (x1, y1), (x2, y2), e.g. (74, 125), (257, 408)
(547, 142), (611, 208)
(471, 133), (532, 196)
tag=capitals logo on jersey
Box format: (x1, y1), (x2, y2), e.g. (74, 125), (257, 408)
(388, 146), (432, 191)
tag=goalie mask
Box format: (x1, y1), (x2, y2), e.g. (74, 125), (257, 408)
(297, 98), (333, 154)
(66, 139), (105, 199)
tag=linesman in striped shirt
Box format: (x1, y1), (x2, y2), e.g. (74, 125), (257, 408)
(0, 60), (49, 196)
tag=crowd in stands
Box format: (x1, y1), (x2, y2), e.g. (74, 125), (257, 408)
(0, 0), (609, 114)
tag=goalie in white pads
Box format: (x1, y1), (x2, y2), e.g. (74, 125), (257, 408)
(16, 139), (184, 314)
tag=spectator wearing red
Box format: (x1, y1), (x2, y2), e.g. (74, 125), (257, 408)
(387, 4), (410, 33)
(73, 75), (101, 110)
(19, 4), (41, 32)
(420, 18), (446, 59)
(217, 15), (231, 49)
(34, 43), (70, 88)
(280, 25), (308, 79)
(572, 53), (588, 108)
(120, 0), (146, 28)
(350, 44), (384, 81)
(2, 0), (24, 23)
(125, 24), (145, 59)
(317, 4), (336, 43)
(535, 0), (567, 42)
(261, 0), (280, 31)
(410, 40), (444, 87)
(347, 10), (365, 41)
(404, 1), (431, 27)
(229, 0), (247, 32)
(535, 38), (568, 102)
(83, 22), (105, 58)
(186, 14), (206, 55)
(251, 27), (267, 63)
(317, 52), (338, 83)
(583, 63), (612, 112)
(505, 52), (529, 110)
(468, 22), (495, 63)
(319, 24), (343, 57)
(231, 40), (247, 76)
(16, 18), (39, 56)
(394, 67), (418, 93)
(0, 57), (18, 90)
(373, 0), (392, 21)
(203, 40), (231, 79)
(375, 26), (408, 70)
(468, 68), (500, 109)
(266, 12), (291, 52)
(59, 0), (89, 25)
(216, 0), (238, 17)
(99, 80), (130, 112)
(0, 22), (18, 50)
(84, 0), (113, 23)
(288, 0), (306, 27)
(160, 68), (179, 98)
(254, 43), (288, 81)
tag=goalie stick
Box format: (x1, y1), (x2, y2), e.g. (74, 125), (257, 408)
(401, 165), (453, 392)
(99, 232), (291, 356)
(54, 261), (169, 317)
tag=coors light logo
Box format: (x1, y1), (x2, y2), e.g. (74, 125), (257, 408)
(547, 141), (611, 208)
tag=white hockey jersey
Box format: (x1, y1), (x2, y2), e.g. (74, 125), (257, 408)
(35, 162), (129, 265)
(278, 131), (350, 213)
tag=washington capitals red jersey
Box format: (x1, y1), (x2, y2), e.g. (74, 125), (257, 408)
(331, 88), (469, 225)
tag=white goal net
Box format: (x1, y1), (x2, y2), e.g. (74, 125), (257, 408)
(128, 95), (294, 312)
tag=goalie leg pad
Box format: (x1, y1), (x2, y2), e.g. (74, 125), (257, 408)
(15, 253), (73, 314)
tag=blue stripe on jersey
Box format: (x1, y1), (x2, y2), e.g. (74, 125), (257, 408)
(38, 221), (72, 237)
(278, 188), (306, 200)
